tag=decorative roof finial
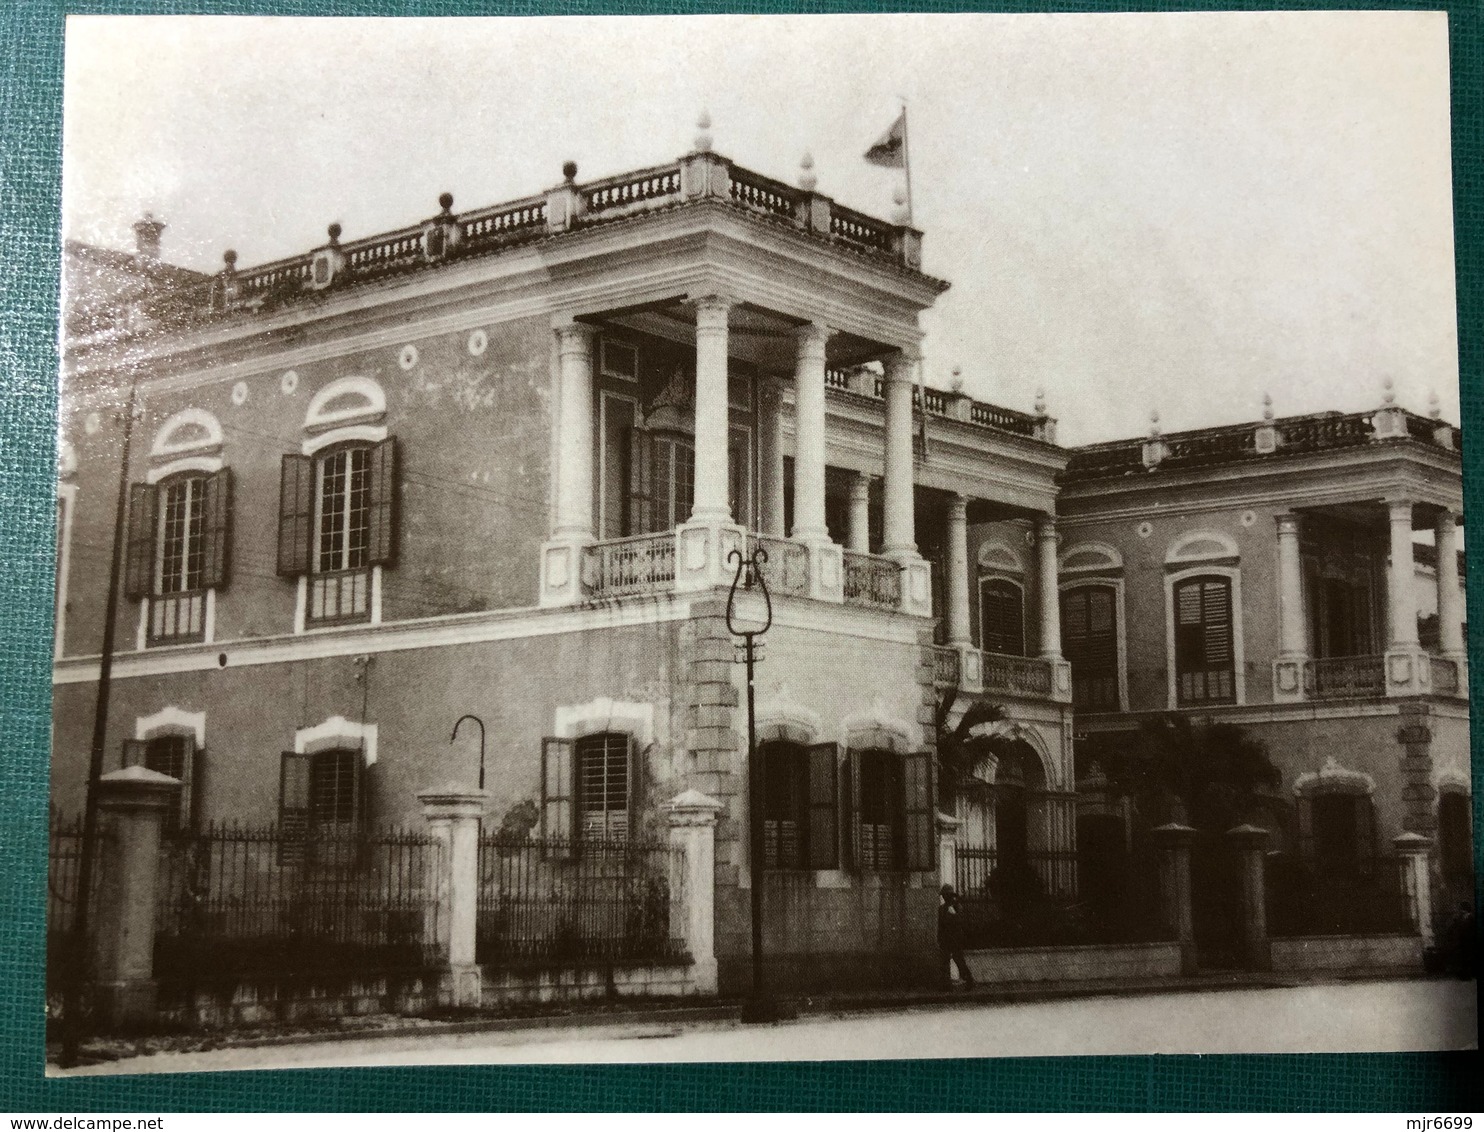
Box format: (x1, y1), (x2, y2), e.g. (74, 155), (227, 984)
(1429, 390), (1441, 420)
(695, 109), (713, 154)
(1381, 376), (1396, 406)
(950, 365), (964, 393)
(326, 222), (342, 246)
(798, 151), (817, 192)
(438, 192), (454, 214)
(562, 161), (578, 184)
(1149, 409), (1161, 438)
(222, 248), (237, 271)
(1262, 392), (1274, 421)
(891, 185), (911, 225)
(1035, 387), (1048, 416)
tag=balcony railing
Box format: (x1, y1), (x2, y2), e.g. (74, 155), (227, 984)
(1304, 655), (1386, 700)
(981, 652), (1054, 698)
(931, 645), (962, 688)
(842, 551), (902, 610)
(582, 532), (676, 598)
(747, 534), (810, 598)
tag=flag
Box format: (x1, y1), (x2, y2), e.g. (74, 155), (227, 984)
(864, 111), (907, 168)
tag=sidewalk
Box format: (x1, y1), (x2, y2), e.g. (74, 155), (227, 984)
(50, 967), (1438, 1070)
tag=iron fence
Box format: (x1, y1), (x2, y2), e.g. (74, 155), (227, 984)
(47, 811), (111, 993)
(153, 821), (442, 980)
(475, 835), (687, 967)
(1265, 852), (1418, 938)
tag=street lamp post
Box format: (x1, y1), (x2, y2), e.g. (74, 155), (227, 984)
(726, 545), (779, 1024)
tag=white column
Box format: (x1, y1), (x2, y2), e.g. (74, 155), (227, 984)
(1036, 515), (1063, 659)
(1436, 511), (1464, 657)
(882, 352), (917, 558)
(1387, 499), (1419, 648)
(552, 319), (596, 539)
(1276, 513), (1307, 657)
(691, 296), (732, 523)
(946, 494), (972, 646)
(758, 378), (786, 538)
(846, 472), (871, 553)
(791, 322), (831, 542)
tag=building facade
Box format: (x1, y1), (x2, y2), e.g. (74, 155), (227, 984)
(54, 141), (1468, 995)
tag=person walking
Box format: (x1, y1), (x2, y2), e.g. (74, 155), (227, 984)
(938, 883), (975, 988)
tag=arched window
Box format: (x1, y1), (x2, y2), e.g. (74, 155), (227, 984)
(980, 577), (1026, 657)
(1173, 574), (1235, 705)
(1061, 584), (1119, 710)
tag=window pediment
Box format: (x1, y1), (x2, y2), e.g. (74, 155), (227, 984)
(1166, 529), (1239, 565)
(1060, 542), (1122, 574)
(305, 376), (386, 432)
(976, 540), (1023, 574)
(150, 408), (223, 459)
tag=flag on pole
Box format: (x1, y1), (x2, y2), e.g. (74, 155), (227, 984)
(864, 111), (907, 168)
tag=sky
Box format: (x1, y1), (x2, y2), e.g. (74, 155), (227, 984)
(62, 11), (1459, 446)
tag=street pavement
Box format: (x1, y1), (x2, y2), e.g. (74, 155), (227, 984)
(55, 978), (1477, 1075)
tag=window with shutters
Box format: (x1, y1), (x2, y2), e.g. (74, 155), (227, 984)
(124, 468), (232, 646)
(845, 747), (934, 873)
(279, 437), (398, 628)
(1173, 574), (1236, 705)
(1306, 791), (1373, 875)
(760, 742), (808, 870)
(577, 732), (630, 840)
(278, 747), (362, 865)
(123, 732), (198, 833)
(979, 577), (1026, 656)
(1062, 584), (1121, 711)
(1438, 791), (1473, 885)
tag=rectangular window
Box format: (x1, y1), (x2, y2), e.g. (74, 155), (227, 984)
(308, 447), (374, 625)
(980, 578), (1026, 656)
(1062, 585), (1120, 711)
(761, 744), (808, 870)
(577, 732), (630, 841)
(1174, 575), (1235, 705)
(856, 749), (898, 871)
(125, 735), (197, 833)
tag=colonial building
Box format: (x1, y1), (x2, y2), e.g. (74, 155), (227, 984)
(53, 133), (1468, 996)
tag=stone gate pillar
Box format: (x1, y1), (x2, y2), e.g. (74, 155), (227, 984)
(92, 766), (180, 1027)
(1150, 822), (1197, 974)
(1393, 831), (1435, 947)
(419, 786), (488, 1008)
(665, 789), (724, 995)
(1227, 824), (1271, 971)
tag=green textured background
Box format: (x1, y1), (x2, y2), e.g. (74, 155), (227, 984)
(1, 0), (1480, 1111)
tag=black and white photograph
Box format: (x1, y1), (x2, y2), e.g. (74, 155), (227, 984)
(48, 11), (1475, 1074)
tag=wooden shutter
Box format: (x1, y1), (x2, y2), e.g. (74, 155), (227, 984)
(846, 747), (863, 872)
(123, 483), (157, 600)
(121, 738), (148, 769)
(1202, 579), (1233, 666)
(279, 750), (312, 865)
(807, 743), (839, 869)
(627, 429), (651, 535)
(200, 467), (233, 590)
(541, 737), (576, 847)
(901, 750), (935, 872)
(981, 578), (1025, 656)
(169, 734), (198, 832)
(277, 454), (315, 577)
(626, 733), (643, 841)
(367, 436), (399, 567)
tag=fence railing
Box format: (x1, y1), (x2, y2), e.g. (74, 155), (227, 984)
(582, 164), (683, 216)
(842, 551), (901, 610)
(748, 534), (810, 597)
(728, 165), (801, 220)
(981, 652), (1054, 697)
(970, 401), (1042, 437)
(1304, 655), (1386, 700)
(582, 531), (677, 598)
(47, 811), (110, 944)
(153, 822), (442, 979)
(1265, 852), (1417, 938)
(475, 836), (687, 967)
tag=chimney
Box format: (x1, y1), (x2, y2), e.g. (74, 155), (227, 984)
(132, 213), (166, 262)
